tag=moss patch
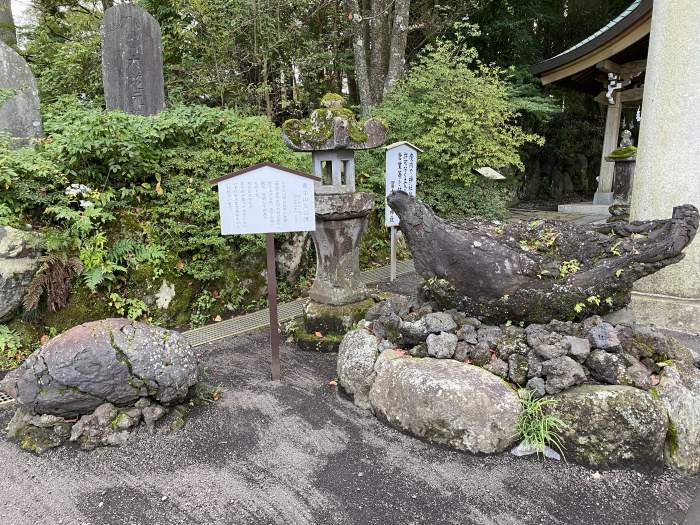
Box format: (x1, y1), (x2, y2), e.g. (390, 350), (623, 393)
(294, 329), (344, 353)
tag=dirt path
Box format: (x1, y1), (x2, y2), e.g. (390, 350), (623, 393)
(1, 332), (697, 525)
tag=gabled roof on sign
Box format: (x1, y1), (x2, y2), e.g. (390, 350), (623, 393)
(530, 0), (651, 86)
(209, 162), (320, 186)
(385, 141), (423, 152)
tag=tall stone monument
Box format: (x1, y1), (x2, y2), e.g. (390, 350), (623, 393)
(0, 40), (43, 146)
(630, 0), (700, 332)
(102, 4), (165, 116)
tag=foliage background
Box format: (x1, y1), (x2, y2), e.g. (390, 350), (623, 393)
(0, 0), (635, 367)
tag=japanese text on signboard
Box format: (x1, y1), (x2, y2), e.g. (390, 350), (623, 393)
(385, 145), (417, 226)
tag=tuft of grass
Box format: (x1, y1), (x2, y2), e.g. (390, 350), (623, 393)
(517, 389), (568, 457)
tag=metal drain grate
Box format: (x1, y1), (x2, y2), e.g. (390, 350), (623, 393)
(0, 391), (15, 406)
(184, 259), (416, 347)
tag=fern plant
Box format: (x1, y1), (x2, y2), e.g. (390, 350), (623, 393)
(0, 325), (26, 371)
(23, 254), (84, 312)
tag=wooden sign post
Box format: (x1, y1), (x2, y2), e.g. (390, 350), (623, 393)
(210, 162), (319, 381)
(385, 142), (421, 281)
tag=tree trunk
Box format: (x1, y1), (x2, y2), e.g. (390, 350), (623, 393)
(369, 0), (390, 103)
(384, 0), (410, 96)
(345, 0), (372, 115)
(0, 0), (16, 46)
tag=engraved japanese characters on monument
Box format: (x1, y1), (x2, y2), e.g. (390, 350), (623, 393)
(0, 40), (43, 146)
(102, 4), (165, 116)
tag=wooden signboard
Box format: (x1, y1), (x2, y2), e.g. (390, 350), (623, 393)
(385, 142), (421, 280)
(210, 162), (319, 380)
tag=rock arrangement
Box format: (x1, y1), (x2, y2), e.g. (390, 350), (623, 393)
(1, 318), (201, 453)
(337, 295), (700, 473)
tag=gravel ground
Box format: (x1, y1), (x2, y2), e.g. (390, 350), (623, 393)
(1, 326), (699, 525)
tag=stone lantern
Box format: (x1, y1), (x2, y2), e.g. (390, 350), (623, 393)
(282, 94), (388, 351)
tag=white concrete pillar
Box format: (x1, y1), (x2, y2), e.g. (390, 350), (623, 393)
(594, 91), (621, 205)
(630, 0), (700, 332)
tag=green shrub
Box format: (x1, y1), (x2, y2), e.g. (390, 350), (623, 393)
(358, 36), (543, 220)
(0, 101), (309, 334)
(0, 325), (25, 371)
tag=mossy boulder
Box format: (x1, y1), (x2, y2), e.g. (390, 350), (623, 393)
(655, 363), (700, 474)
(303, 298), (374, 334)
(1, 318), (199, 417)
(369, 358), (521, 453)
(546, 385), (667, 471)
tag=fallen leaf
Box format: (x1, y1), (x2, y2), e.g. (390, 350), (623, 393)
(40, 335), (50, 345)
(213, 315), (222, 322)
(328, 380), (337, 386)
(314, 331), (323, 337)
(176, 260), (185, 270)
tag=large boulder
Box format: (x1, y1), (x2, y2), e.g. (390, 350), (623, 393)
(0, 226), (40, 322)
(0, 318), (199, 417)
(369, 358), (521, 454)
(656, 364), (700, 474)
(337, 329), (380, 409)
(546, 385), (667, 470)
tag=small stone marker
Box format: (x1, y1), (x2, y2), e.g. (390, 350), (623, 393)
(210, 162), (319, 380)
(0, 40), (43, 146)
(102, 4), (166, 116)
(385, 141), (421, 280)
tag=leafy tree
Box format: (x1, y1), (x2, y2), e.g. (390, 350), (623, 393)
(358, 35), (546, 219)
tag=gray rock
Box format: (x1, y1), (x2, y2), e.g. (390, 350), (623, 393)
(477, 325), (502, 347)
(337, 329), (380, 409)
(546, 385), (667, 470)
(6, 406), (71, 454)
(426, 332), (458, 359)
(566, 336), (590, 363)
(656, 364), (700, 474)
(536, 343), (568, 361)
(373, 349), (404, 375)
(102, 4), (165, 116)
(369, 359), (521, 453)
(408, 343), (427, 358)
(631, 325), (694, 365)
(527, 353), (543, 378)
(508, 354), (529, 385)
(423, 312), (457, 334)
(453, 342), (471, 362)
(526, 377), (546, 399)
(0, 40), (43, 145)
(399, 318), (428, 345)
(587, 322), (621, 350)
(0, 318), (199, 417)
(455, 324), (478, 344)
(0, 226), (41, 322)
(585, 349), (627, 385)
(469, 342), (491, 366)
(483, 357), (508, 379)
(463, 317), (482, 329)
(495, 326), (528, 360)
(542, 356), (586, 394)
(69, 402), (135, 450)
(142, 404), (166, 432)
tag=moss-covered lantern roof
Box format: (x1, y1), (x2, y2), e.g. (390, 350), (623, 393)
(282, 94), (388, 152)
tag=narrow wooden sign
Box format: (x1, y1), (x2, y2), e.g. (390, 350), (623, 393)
(211, 162), (319, 380)
(385, 142), (421, 281)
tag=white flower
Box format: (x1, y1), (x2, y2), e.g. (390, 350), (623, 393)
(79, 200), (94, 208)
